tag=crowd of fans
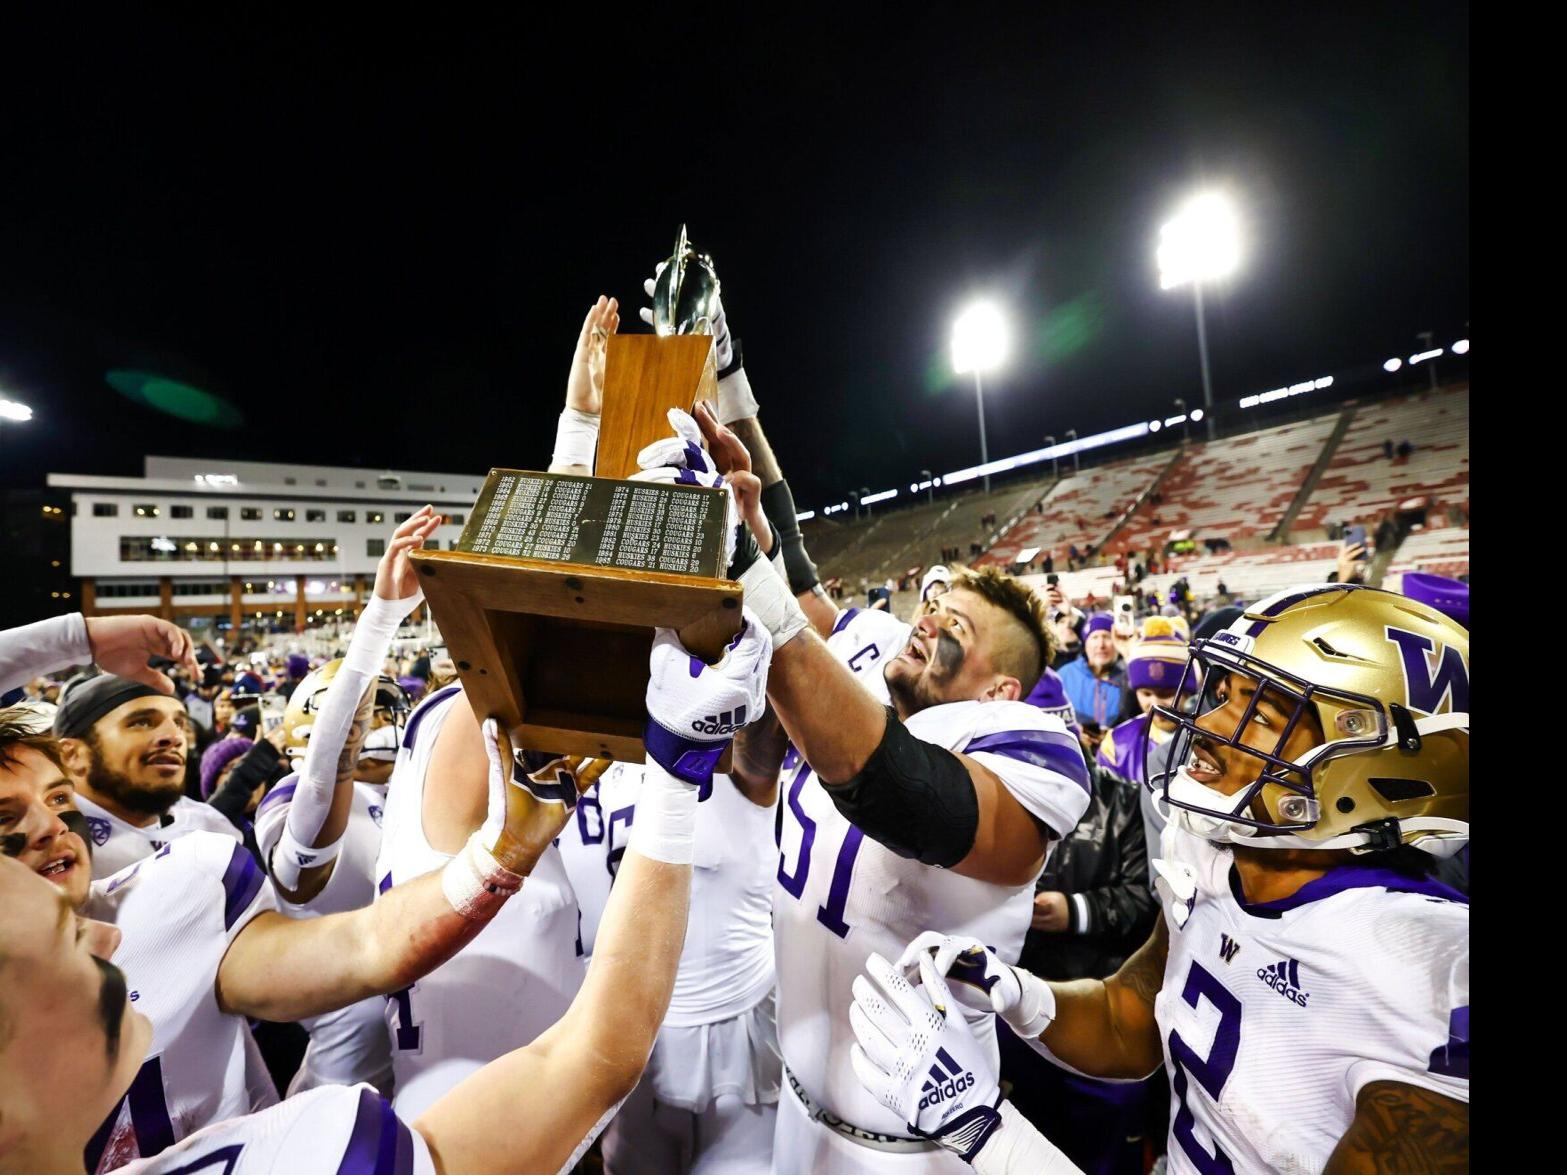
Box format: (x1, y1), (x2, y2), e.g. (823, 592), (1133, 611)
(0, 256), (1468, 1175)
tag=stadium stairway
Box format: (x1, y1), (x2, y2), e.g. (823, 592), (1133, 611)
(1270, 404), (1358, 542)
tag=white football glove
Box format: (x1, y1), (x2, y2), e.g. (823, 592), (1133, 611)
(644, 613), (771, 788)
(898, 932), (1057, 1040)
(850, 951), (1004, 1163)
(639, 260), (734, 371)
(630, 408), (740, 567)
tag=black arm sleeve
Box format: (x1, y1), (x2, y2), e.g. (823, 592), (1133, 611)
(821, 707), (978, 868)
(208, 738), (285, 829)
(759, 478), (821, 596)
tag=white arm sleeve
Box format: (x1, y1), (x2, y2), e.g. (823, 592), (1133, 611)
(0, 613), (91, 694)
(273, 593), (413, 889)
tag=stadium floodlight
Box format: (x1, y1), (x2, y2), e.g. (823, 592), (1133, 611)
(1158, 189), (1241, 440)
(952, 299), (1011, 493)
(1451, 338), (1470, 355)
(1149, 419), (1163, 432)
(1190, 407), (1205, 422)
(0, 397), (33, 422)
(1384, 358), (1403, 373)
(795, 510), (816, 522)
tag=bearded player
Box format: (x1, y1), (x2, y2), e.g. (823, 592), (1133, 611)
(857, 584), (1468, 1173)
(655, 404), (1091, 1174)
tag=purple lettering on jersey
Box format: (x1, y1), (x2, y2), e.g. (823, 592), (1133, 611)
(1385, 626), (1470, 715)
(220, 842), (265, 931)
(1168, 961), (1242, 1174)
(378, 871), (393, 895)
(776, 765), (816, 899)
(815, 825), (864, 938)
(1428, 1005), (1469, 1080)
(340, 1087), (415, 1175)
(256, 780), (298, 817)
(401, 685), (462, 752)
(86, 1055), (176, 1171)
(964, 729), (1091, 793)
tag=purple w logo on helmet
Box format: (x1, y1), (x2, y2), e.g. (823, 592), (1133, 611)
(1384, 627), (1469, 714)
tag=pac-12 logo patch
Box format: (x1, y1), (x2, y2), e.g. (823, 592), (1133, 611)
(86, 816), (112, 846)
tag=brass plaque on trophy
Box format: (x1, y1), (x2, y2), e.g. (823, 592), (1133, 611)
(409, 228), (742, 765)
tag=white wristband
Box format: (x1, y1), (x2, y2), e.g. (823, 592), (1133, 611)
(271, 824), (345, 892)
(971, 1100), (1083, 1175)
(551, 406), (601, 470)
(716, 366), (759, 424)
(627, 761), (698, 864)
(1002, 964), (1057, 1039)
(440, 831), (524, 920)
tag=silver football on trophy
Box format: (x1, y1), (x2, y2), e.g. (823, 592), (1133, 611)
(652, 224), (722, 336)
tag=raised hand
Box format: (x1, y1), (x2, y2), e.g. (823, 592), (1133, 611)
(84, 615), (200, 694)
(565, 295), (620, 416)
(479, 720), (611, 877)
(373, 506), (443, 603)
(644, 615), (772, 787)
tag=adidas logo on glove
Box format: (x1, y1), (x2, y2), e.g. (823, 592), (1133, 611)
(691, 706), (747, 736)
(917, 1048), (975, 1111)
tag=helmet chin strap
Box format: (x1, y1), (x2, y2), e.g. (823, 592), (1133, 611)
(1159, 708), (1470, 856)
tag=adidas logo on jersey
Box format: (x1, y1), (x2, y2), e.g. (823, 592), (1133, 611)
(918, 1047), (976, 1111)
(1256, 957), (1310, 1007)
(691, 705), (747, 736)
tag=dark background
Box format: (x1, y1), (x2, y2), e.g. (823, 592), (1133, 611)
(0, 5), (1468, 509)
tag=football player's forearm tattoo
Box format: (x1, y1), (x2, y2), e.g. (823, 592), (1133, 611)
(731, 705), (788, 802)
(1325, 1082), (1469, 1174)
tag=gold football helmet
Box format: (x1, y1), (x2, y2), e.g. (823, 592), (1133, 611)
(281, 661), (411, 765)
(1147, 583), (1468, 856)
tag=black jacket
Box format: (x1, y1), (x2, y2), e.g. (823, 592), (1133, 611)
(1019, 762), (1157, 982)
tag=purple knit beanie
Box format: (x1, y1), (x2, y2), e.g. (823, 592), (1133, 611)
(201, 736), (253, 799)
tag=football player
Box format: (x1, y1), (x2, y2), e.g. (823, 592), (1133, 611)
(651, 405), (1091, 1173)
(250, 509), (437, 1096)
(53, 672), (241, 877)
(870, 585), (1469, 1172)
(0, 614), (771, 1174)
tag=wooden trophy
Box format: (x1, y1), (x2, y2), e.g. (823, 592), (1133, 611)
(408, 323), (743, 765)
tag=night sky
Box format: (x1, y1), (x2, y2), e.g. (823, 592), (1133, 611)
(1, 5), (1468, 510)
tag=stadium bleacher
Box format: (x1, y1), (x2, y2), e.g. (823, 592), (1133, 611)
(803, 381), (1469, 612)
(1292, 384), (1469, 533)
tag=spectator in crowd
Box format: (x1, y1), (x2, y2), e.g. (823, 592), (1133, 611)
(1397, 437), (1414, 459)
(1098, 617), (1191, 784)
(278, 652), (310, 701)
(921, 564), (952, 607)
(1042, 550), (1054, 574)
(1328, 538), (1369, 585)
(1059, 613), (1127, 747)
(1383, 438), (1395, 459)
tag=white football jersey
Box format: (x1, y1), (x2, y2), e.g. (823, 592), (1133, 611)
(373, 684), (585, 1119)
(116, 1082), (436, 1174)
(774, 607), (1092, 1134)
(76, 792), (242, 880)
(555, 774), (618, 959)
(253, 774), (393, 1095)
(594, 763), (777, 1026)
(81, 831), (279, 1172)
(1153, 822), (1469, 1174)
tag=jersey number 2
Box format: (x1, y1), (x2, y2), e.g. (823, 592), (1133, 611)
(1167, 960), (1243, 1174)
(777, 763), (864, 939)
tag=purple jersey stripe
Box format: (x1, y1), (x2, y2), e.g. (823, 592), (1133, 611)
(336, 1088), (414, 1175)
(1242, 585), (1344, 636)
(832, 607), (861, 635)
(1429, 1005), (1469, 1080)
(220, 841), (266, 930)
(402, 685), (462, 752)
(965, 729), (1091, 793)
(1230, 862), (1469, 916)
(256, 776), (299, 818)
